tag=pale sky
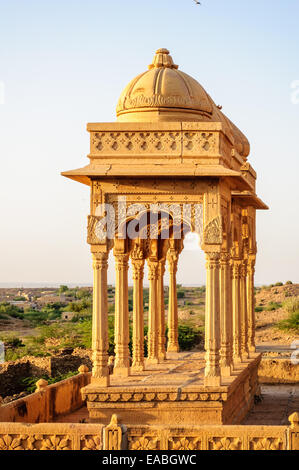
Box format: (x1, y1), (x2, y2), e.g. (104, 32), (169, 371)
(0, 0), (298, 286)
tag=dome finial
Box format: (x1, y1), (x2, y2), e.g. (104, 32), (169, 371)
(148, 48), (178, 70)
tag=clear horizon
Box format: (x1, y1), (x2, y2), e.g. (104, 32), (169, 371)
(0, 0), (298, 286)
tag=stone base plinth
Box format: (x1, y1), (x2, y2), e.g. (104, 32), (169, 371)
(81, 352), (261, 426)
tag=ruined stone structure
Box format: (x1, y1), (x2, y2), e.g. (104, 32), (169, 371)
(62, 48), (268, 425)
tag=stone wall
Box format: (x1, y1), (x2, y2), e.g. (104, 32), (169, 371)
(0, 370), (91, 423)
(0, 349), (92, 397)
(258, 358), (299, 384)
(0, 413), (298, 450)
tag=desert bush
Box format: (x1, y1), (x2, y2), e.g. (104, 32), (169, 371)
(255, 306), (263, 312)
(0, 302), (24, 319)
(285, 280), (293, 285)
(21, 371), (78, 394)
(265, 302), (282, 311)
(0, 333), (24, 349)
(177, 324), (202, 351)
(283, 296), (299, 314)
(277, 311), (299, 332)
(274, 282), (283, 287)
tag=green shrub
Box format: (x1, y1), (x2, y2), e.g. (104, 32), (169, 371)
(277, 311), (299, 332)
(21, 371), (78, 394)
(274, 282), (283, 287)
(283, 296), (299, 314)
(0, 302), (24, 319)
(265, 302), (282, 311)
(255, 306), (263, 312)
(285, 281), (293, 285)
(177, 324), (202, 351)
(0, 333), (24, 349)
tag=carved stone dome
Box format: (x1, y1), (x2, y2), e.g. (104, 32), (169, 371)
(116, 48), (214, 122)
(116, 48), (250, 157)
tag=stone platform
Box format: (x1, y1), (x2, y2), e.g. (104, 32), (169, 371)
(81, 351), (261, 426)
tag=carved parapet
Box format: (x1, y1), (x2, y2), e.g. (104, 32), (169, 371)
(103, 414), (123, 451)
(89, 128), (220, 158)
(288, 412), (299, 450)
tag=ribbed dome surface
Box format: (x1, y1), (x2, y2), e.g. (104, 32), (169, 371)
(116, 48), (250, 157)
(116, 48), (213, 121)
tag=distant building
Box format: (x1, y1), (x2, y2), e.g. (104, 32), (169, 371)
(61, 311), (76, 321)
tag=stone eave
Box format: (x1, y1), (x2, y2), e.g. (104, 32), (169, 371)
(231, 191), (269, 210)
(61, 164), (251, 190)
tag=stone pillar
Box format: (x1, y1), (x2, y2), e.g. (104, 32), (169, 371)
(146, 259), (159, 364)
(91, 251), (110, 385)
(157, 259), (166, 361)
(167, 250), (179, 353)
(204, 252), (221, 386)
(240, 259), (249, 360)
(232, 259), (242, 364)
(247, 254), (256, 353)
(114, 252), (130, 377)
(131, 257), (145, 371)
(219, 252), (233, 376)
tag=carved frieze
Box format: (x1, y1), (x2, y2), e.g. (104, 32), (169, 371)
(203, 215), (223, 245)
(90, 130), (219, 156)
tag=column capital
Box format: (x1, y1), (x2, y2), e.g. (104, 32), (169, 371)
(240, 259), (246, 275)
(158, 258), (166, 278)
(231, 259), (242, 279)
(92, 251), (108, 266)
(147, 258), (159, 280)
(205, 251), (220, 270)
(167, 250), (178, 274)
(247, 255), (256, 273)
(131, 257), (145, 280)
(220, 251), (231, 265)
(114, 252), (129, 270)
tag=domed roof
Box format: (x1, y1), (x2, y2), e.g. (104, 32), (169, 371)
(116, 48), (250, 157)
(116, 48), (214, 122)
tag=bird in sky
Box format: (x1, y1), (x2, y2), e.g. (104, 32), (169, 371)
(193, 0), (201, 4)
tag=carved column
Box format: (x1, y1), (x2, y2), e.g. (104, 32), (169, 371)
(219, 252), (233, 376)
(232, 259), (242, 364)
(247, 254), (256, 353)
(131, 257), (145, 371)
(157, 259), (166, 361)
(240, 258), (249, 360)
(91, 251), (110, 385)
(167, 249), (179, 353)
(146, 259), (159, 364)
(114, 252), (130, 376)
(204, 252), (221, 386)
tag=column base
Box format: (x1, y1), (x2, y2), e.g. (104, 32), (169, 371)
(82, 352), (262, 426)
(241, 352), (250, 362)
(146, 357), (160, 366)
(131, 362), (145, 372)
(233, 355), (242, 365)
(220, 365), (232, 377)
(204, 375), (221, 386)
(158, 352), (167, 361)
(91, 375), (110, 386)
(167, 344), (179, 353)
(113, 366), (130, 377)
